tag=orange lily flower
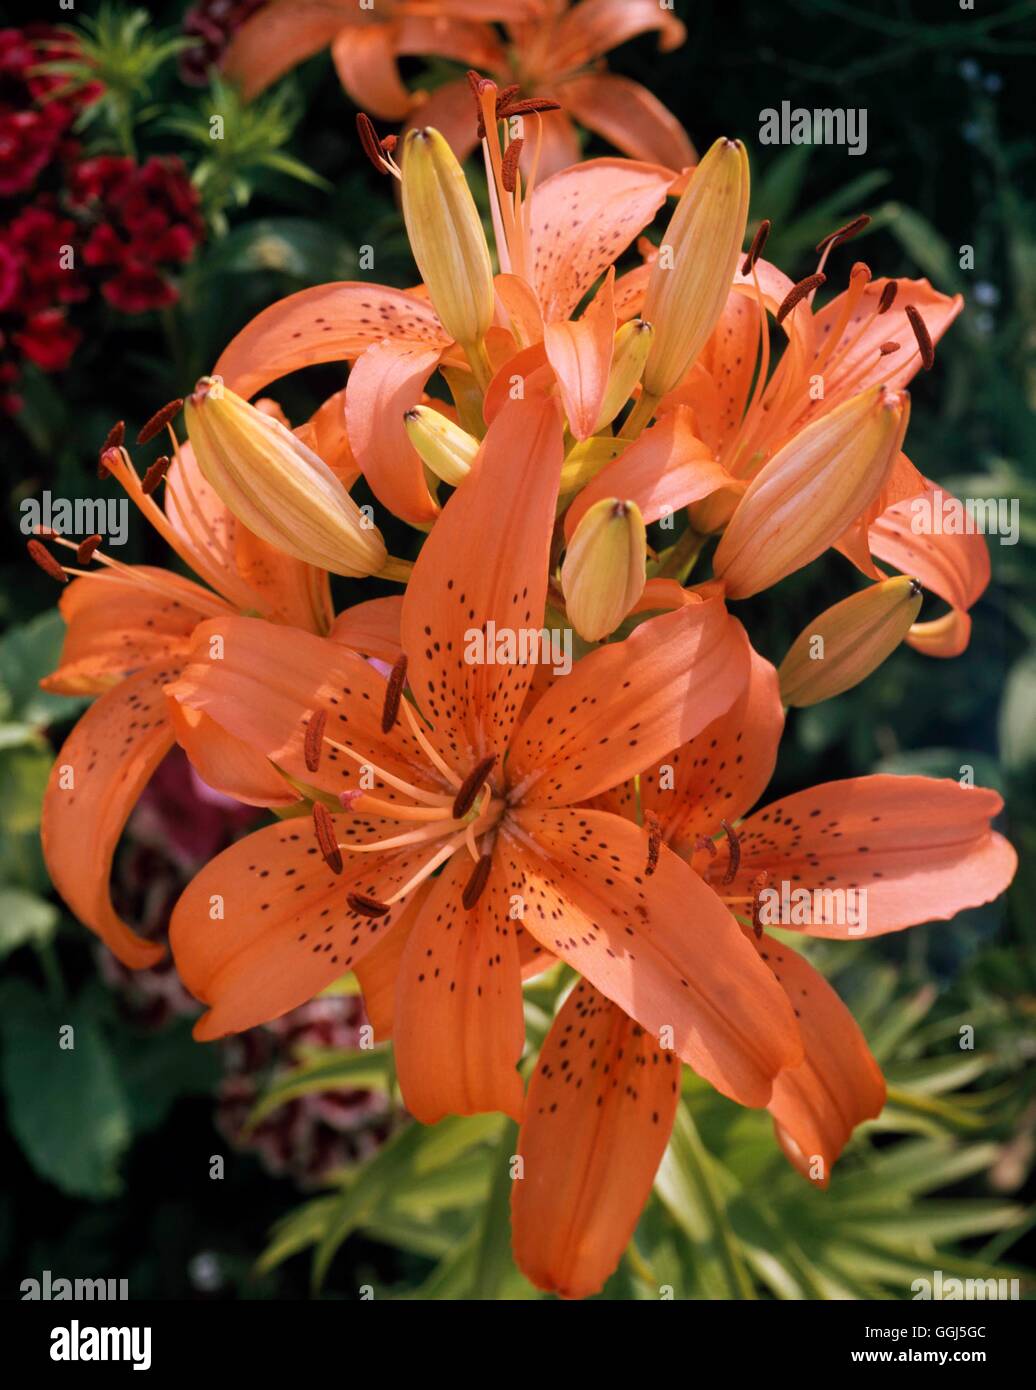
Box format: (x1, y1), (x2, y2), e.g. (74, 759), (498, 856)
(165, 391), (804, 1127)
(35, 396), (378, 969)
(510, 649), (1017, 1298)
(223, 0), (692, 176)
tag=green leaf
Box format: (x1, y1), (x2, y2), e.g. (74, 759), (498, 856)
(0, 985), (130, 1198)
(471, 1119), (519, 1299)
(999, 653), (1036, 772)
(0, 888), (58, 959)
(0, 611), (88, 729)
(246, 1047), (392, 1129)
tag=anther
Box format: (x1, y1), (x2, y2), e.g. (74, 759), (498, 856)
(877, 281), (898, 314)
(496, 97), (562, 119)
(303, 708), (327, 774)
(501, 138), (524, 193)
(141, 455), (171, 495)
(741, 219), (771, 276)
(776, 273), (825, 325)
(27, 538), (67, 584)
(101, 420), (124, 453)
(137, 398), (183, 444)
(644, 810), (663, 877)
(312, 802), (343, 875)
(357, 112), (389, 173)
(348, 892), (390, 918)
(815, 214), (871, 253)
(878, 341), (901, 356)
(905, 303), (935, 370)
(452, 754), (497, 820)
(461, 852), (493, 910)
(381, 653), (407, 734)
(720, 819), (741, 885)
(76, 534), (102, 564)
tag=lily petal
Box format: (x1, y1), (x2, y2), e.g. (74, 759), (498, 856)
(222, 0), (353, 101)
(508, 597), (749, 807)
(510, 808), (803, 1106)
(400, 391), (564, 770)
(393, 849), (525, 1124)
(552, 0), (685, 67)
(170, 815), (435, 1040)
(41, 660), (179, 967)
(329, 595), (404, 664)
(754, 937), (886, 1185)
(345, 338), (443, 525)
(167, 700), (300, 808)
(511, 979), (679, 1299)
(330, 23), (411, 121)
(720, 774), (1016, 938)
(529, 158), (673, 322)
(544, 267), (616, 440)
(214, 283), (448, 403)
(561, 72), (694, 172)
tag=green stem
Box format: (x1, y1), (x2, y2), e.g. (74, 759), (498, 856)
(655, 524), (706, 583)
(623, 390), (659, 439)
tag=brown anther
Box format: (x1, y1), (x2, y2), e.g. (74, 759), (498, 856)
(380, 134), (397, 154)
(76, 534), (102, 564)
(312, 802), (343, 875)
(741, 219), (771, 276)
(877, 280), (898, 314)
(720, 819), (741, 886)
(137, 398), (183, 445)
(776, 272), (825, 325)
(644, 811), (663, 877)
(452, 754), (497, 820)
(750, 870), (771, 939)
(461, 853), (493, 910)
(303, 708), (327, 774)
(381, 653), (407, 734)
(348, 892), (391, 918)
(501, 138), (524, 193)
(495, 84), (520, 111)
(878, 341), (901, 356)
(815, 213), (871, 253)
(905, 303), (935, 370)
(101, 420), (125, 453)
(27, 538), (67, 584)
(496, 97), (562, 119)
(357, 112), (389, 173)
(141, 455), (171, 495)
(693, 834), (718, 858)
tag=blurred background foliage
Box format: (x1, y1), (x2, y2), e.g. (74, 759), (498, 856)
(0, 0), (1033, 1299)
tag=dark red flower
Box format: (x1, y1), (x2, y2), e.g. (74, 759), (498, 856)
(102, 262), (179, 313)
(180, 0), (267, 86)
(14, 305), (80, 370)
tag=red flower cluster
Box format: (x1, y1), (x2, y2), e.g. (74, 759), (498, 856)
(180, 0), (267, 86)
(0, 27), (205, 411)
(70, 155), (205, 313)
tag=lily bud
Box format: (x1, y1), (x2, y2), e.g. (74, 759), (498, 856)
(185, 378), (386, 578)
(778, 576), (923, 707)
(403, 405), (479, 487)
(401, 127), (495, 351)
(595, 319), (654, 431)
(713, 385), (910, 599)
(641, 137), (751, 400)
(561, 497), (647, 642)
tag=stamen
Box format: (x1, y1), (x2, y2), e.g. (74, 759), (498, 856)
(381, 653), (407, 734)
(720, 819), (741, 885)
(304, 709), (327, 773)
(27, 538), (67, 584)
(741, 218), (771, 276)
(749, 869), (771, 939)
(496, 97), (561, 118)
(312, 802), (343, 874)
(101, 420), (125, 452)
(76, 534), (102, 564)
(815, 214), (871, 253)
(501, 137), (524, 193)
(776, 273), (825, 325)
(879, 341), (901, 356)
(461, 852), (493, 909)
(905, 303), (935, 370)
(398, 696), (462, 789)
(324, 735), (454, 806)
(452, 754), (497, 820)
(348, 892), (390, 918)
(382, 832), (469, 905)
(877, 280), (898, 314)
(141, 455), (171, 495)
(644, 810), (662, 877)
(137, 398), (183, 445)
(357, 112), (389, 174)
